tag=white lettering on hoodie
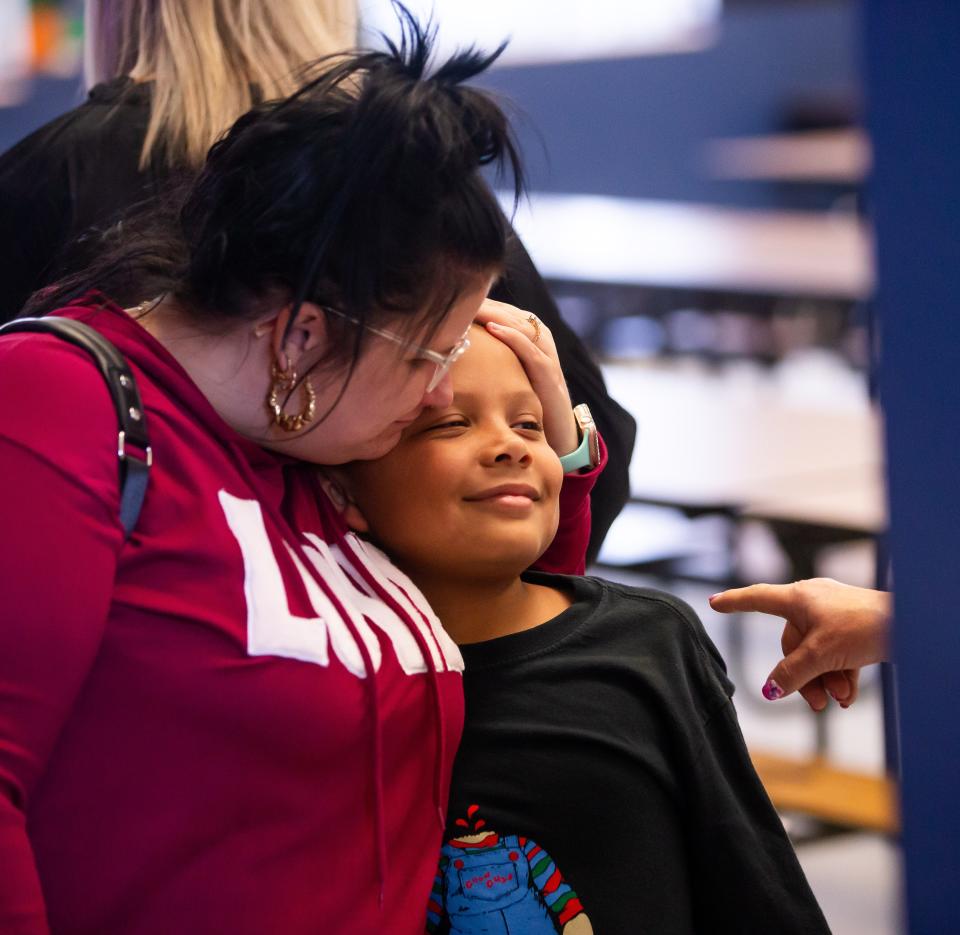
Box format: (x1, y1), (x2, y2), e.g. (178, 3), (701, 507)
(219, 490), (464, 677)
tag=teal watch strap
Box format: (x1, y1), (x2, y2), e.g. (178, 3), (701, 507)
(559, 425), (595, 473)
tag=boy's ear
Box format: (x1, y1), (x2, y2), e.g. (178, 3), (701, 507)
(318, 472), (370, 533)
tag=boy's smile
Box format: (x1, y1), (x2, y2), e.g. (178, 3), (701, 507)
(463, 482), (541, 513)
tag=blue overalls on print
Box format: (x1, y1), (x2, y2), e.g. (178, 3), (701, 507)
(443, 834), (558, 934)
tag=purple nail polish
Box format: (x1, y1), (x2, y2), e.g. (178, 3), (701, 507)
(762, 679), (784, 701)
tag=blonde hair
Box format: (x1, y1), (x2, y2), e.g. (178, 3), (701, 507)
(84, 0), (358, 169)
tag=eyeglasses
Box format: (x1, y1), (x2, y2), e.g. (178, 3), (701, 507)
(325, 309), (471, 392)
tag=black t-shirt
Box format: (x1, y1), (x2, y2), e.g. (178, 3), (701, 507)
(429, 573), (830, 935)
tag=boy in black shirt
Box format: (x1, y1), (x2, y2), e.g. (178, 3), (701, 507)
(331, 321), (830, 934)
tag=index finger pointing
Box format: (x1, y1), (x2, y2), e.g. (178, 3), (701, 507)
(709, 583), (797, 618)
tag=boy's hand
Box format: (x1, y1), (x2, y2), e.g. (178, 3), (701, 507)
(475, 299), (579, 458)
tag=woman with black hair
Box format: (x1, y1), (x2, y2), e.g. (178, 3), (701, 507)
(0, 22), (597, 933)
(0, 0), (635, 562)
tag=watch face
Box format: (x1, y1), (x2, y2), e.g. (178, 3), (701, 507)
(573, 404), (600, 469)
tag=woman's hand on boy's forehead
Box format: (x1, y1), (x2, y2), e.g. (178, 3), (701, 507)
(475, 299), (579, 457)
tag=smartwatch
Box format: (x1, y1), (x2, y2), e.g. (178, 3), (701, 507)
(559, 404), (600, 473)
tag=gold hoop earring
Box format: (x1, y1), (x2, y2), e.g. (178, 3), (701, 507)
(267, 361), (317, 432)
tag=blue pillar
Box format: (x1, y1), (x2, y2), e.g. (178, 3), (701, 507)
(864, 2), (960, 930)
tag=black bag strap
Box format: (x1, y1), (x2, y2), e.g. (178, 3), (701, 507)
(0, 316), (151, 538)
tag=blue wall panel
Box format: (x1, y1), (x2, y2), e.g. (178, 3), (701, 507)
(865, 1), (960, 930)
(480, 0), (858, 206)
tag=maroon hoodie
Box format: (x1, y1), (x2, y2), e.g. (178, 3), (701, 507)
(0, 296), (596, 934)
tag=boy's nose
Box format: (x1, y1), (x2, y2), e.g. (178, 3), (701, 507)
(487, 429), (532, 466)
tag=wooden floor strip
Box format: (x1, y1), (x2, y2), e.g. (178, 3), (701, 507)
(750, 751), (899, 835)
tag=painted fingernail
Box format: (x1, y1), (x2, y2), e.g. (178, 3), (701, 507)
(708, 593), (721, 602)
(762, 679), (784, 701)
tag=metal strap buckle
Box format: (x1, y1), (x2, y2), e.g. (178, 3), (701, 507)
(118, 430), (154, 467)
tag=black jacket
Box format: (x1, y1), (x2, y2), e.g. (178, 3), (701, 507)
(0, 78), (635, 559)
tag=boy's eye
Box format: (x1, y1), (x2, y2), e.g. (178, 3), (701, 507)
(427, 418), (468, 431)
(515, 419), (543, 432)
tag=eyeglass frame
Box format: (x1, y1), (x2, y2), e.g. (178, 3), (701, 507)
(324, 308), (471, 392)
